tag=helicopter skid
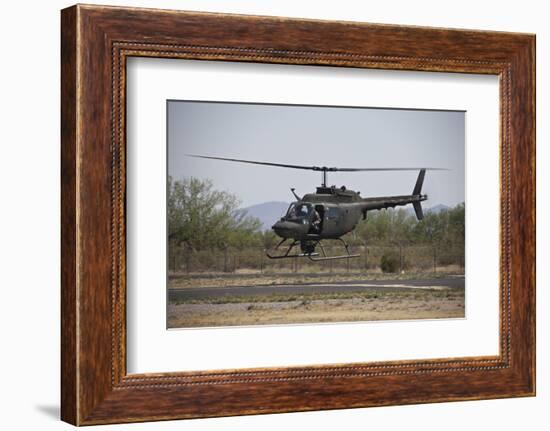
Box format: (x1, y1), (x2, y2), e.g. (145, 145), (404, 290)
(307, 238), (360, 261)
(265, 239), (320, 259)
(265, 237), (359, 261)
(266, 251), (320, 259)
(307, 253), (360, 262)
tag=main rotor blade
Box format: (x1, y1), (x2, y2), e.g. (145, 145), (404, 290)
(335, 167), (448, 171)
(186, 154), (448, 172)
(186, 154), (315, 170)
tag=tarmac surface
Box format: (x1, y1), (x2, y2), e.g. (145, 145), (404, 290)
(168, 276), (464, 302)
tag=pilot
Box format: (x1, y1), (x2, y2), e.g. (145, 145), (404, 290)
(288, 205), (297, 218)
(298, 204), (309, 216)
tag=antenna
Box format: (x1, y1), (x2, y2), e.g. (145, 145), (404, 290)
(290, 188), (301, 200)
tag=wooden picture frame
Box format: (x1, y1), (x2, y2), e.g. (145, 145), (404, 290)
(61, 4), (535, 425)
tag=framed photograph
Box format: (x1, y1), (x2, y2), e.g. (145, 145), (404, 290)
(163, 101), (466, 330)
(61, 4), (535, 425)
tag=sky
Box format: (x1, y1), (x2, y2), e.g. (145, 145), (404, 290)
(168, 101), (465, 208)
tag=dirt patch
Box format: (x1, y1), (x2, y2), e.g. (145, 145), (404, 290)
(167, 290), (465, 328)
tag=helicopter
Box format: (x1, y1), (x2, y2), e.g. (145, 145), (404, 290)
(187, 154), (446, 261)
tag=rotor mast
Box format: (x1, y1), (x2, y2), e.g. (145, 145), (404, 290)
(312, 166), (334, 187)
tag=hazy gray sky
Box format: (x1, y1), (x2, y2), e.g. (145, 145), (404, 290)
(168, 101), (464, 208)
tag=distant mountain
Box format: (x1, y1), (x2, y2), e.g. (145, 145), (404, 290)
(426, 204), (450, 214)
(240, 201), (289, 231)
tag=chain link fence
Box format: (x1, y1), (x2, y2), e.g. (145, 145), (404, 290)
(169, 244), (464, 275)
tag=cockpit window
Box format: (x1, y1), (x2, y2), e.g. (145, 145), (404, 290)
(286, 203), (311, 219)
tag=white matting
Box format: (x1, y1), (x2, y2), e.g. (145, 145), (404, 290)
(126, 58), (500, 373)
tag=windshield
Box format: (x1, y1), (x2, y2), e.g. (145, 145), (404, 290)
(286, 203), (311, 219)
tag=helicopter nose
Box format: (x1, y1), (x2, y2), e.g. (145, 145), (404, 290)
(272, 220), (307, 238)
(272, 221), (293, 238)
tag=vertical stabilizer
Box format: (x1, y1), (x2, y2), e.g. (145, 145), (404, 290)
(413, 169), (426, 195)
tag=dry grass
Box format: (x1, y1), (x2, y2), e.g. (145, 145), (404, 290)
(168, 270), (463, 289)
(167, 289), (465, 328)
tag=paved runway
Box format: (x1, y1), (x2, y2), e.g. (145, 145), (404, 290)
(168, 276), (464, 302)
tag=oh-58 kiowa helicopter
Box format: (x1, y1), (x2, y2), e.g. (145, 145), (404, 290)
(188, 155), (447, 261)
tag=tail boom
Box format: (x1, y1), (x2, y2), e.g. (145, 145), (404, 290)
(360, 169), (428, 221)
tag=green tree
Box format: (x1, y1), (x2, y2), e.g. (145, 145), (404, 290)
(353, 203), (465, 248)
(259, 230), (280, 250)
(168, 176), (262, 251)
(355, 208), (415, 245)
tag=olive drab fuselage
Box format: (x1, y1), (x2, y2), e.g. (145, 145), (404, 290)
(272, 184), (427, 241)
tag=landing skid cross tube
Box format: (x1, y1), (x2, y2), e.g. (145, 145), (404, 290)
(307, 238), (360, 262)
(265, 238), (320, 259)
(265, 238), (359, 261)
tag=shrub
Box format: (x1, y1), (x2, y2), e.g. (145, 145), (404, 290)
(380, 251), (400, 273)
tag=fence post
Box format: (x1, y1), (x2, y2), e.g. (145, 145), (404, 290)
(223, 247), (228, 273)
(433, 247), (437, 273)
(399, 244), (403, 273)
(260, 252), (264, 274)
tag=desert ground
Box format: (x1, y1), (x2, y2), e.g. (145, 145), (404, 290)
(167, 274), (465, 328)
